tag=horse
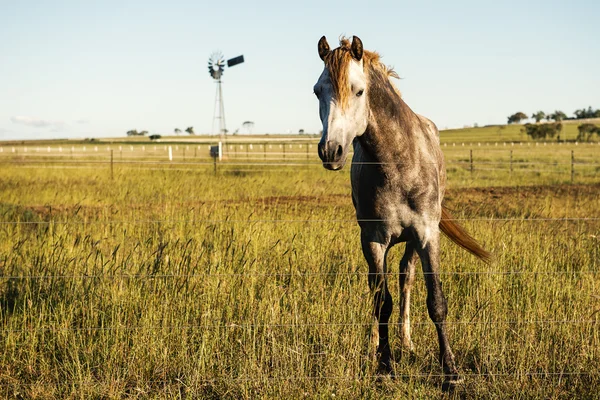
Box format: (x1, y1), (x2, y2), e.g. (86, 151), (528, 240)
(313, 35), (491, 391)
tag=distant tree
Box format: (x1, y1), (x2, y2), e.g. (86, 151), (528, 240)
(149, 134), (161, 141)
(185, 126), (195, 135)
(577, 124), (600, 142)
(507, 112), (528, 124)
(523, 123), (562, 140)
(299, 129), (305, 134)
(574, 106), (600, 119)
(174, 128), (181, 135)
(126, 129), (147, 136)
(549, 111), (567, 122)
(531, 111), (546, 123)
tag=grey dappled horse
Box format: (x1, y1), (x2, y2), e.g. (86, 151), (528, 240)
(313, 36), (491, 391)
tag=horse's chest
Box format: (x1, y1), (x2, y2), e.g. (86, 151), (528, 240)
(351, 165), (410, 219)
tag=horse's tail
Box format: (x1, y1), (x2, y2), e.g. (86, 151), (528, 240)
(439, 207), (492, 264)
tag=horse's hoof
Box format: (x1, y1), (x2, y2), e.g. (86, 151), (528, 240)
(398, 343), (416, 361)
(375, 366), (395, 382)
(441, 375), (464, 392)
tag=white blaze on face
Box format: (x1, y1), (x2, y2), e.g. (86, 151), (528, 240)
(314, 58), (369, 158)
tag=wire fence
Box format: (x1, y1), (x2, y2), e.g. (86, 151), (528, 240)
(1, 141), (599, 160)
(1, 145), (599, 183)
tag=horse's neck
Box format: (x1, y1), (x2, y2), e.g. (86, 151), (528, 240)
(358, 73), (419, 167)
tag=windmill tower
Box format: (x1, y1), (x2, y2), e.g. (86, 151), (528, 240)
(208, 52), (244, 142)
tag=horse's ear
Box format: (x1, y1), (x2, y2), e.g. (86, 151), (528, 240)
(318, 36), (330, 61)
(350, 36), (363, 61)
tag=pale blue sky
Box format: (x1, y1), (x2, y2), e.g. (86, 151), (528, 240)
(0, 0), (598, 140)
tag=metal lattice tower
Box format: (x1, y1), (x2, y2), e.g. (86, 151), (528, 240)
(212, 77), (226, 139)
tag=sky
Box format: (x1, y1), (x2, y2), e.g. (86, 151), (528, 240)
(0, 0), (599, 140)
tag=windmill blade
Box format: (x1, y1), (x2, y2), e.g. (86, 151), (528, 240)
(227, 55), (244, 67)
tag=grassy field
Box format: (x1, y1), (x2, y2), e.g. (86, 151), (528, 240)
(0, 128), (599, 398)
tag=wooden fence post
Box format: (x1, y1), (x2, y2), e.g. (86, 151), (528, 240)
(470, 149), (473, 175)
(110, 150), (114, 180)
(571, 150), (574, 184)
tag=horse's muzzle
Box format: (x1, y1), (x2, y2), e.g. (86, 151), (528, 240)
(318, 140), (346, 170)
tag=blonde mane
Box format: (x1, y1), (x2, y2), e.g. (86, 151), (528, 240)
(323, 37), (400, 109)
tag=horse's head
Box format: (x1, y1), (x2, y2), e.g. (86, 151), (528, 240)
(314, 36), (368, 170)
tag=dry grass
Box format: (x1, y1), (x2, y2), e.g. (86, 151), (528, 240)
(0, 138), (599, 398)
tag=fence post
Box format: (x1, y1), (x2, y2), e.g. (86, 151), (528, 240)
(510, 150), (513, 174)
(183, 148), (186, 161)
(110, 150), (114, 180)
(571, 150), (574, 184)
(283, 144), (286, 160)
(264, 144), (266, 160)
(246, 144), (249, 160)
(306, 143), (309, 161)
(470, 149), (473, 175)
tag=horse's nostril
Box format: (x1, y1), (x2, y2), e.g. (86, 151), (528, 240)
(336, 145), (343, 158)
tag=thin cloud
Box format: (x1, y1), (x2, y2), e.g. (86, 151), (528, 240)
(76, 119), (90, 124)
(10, 116), (66, 129)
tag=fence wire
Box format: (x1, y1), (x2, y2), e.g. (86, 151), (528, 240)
(0, 270), (599, 280)
(2, 320), (599, 334)
(0, 371), (597, 387)
(1, 217), (599, 225)
(2, 158), (600, 166)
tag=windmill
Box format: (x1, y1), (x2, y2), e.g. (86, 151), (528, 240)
(208, 51), (244, 140)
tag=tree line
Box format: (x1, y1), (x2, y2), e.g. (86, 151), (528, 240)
(508, 107), (600, 125)
(126, 127), (195, 137)
(521, 122), (599, 141)
(506, 107), (600, 141)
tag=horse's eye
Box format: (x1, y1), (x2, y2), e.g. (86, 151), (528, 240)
(356, 89), (364, 97)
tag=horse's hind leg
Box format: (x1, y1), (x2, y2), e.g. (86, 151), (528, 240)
(360, 233), (393, 373)
(415, 229), (463, 390)
(399, 242), (417, 353)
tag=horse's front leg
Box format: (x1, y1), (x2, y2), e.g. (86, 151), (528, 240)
(415, 226), (463, 390)
(360, 232), (393, 373)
